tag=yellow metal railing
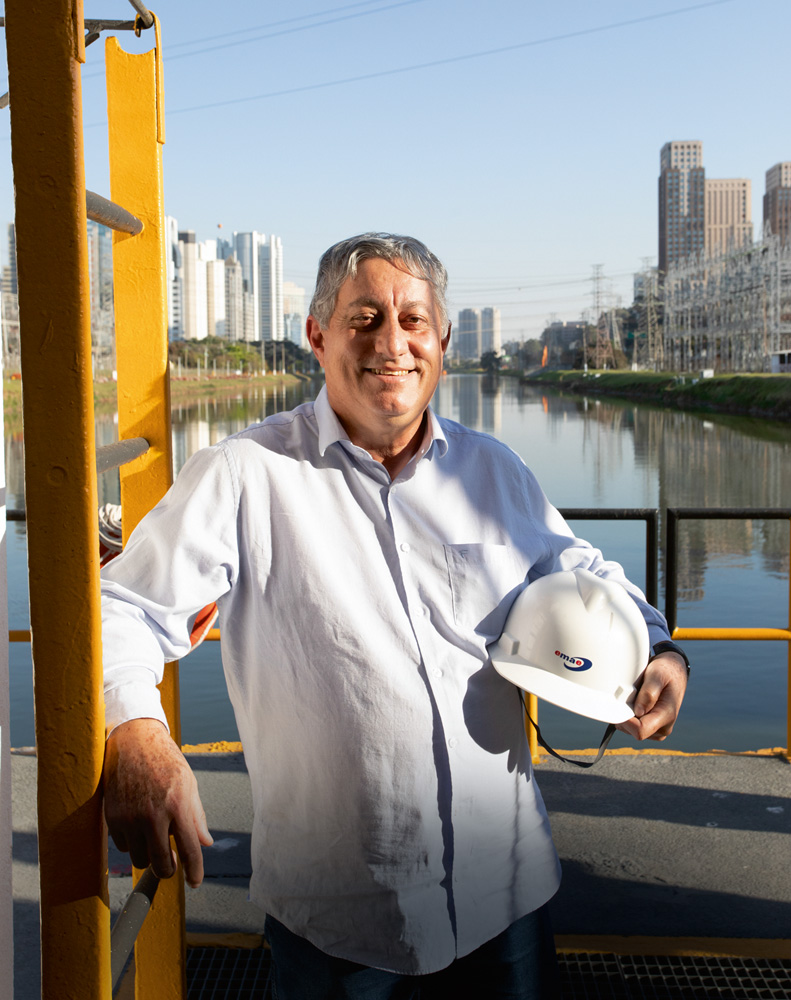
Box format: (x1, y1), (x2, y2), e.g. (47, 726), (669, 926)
(5, 2), (183, 997)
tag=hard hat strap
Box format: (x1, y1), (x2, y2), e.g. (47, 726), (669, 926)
(520, 691), (616, 768)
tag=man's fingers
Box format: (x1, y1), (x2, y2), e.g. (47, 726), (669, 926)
(616, 652), (688, 741)
(172, 821), (206, 888)
(146, 823), (179, 880)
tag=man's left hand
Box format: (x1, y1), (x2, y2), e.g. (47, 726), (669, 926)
(617, 652), (688, 742)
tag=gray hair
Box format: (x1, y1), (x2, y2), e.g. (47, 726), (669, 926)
(309, 232), (449, 330)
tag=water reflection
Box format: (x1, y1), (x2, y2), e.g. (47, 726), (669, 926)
(433, 375), (790, 602)
(6, 373), (791, 750)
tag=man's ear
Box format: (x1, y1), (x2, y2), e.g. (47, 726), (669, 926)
(306, 315), (325, 367)
(441, 322), (452, 355)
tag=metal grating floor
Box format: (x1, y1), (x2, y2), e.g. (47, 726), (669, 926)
(185, 947), (791, 999)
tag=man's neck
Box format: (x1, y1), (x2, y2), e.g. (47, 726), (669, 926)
(343, 412), (429, 480)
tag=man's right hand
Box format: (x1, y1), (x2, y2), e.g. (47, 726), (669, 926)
(103, 718), (213, 888)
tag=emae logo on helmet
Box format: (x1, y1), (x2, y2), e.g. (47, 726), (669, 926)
(555, 649), (593, 672)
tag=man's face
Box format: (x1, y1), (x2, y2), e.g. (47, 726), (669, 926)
(306, 258), (450, 457)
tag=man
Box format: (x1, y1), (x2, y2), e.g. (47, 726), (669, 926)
(102, 233), (688, 999)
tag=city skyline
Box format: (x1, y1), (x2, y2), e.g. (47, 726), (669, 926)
(1, 0), (789, 340)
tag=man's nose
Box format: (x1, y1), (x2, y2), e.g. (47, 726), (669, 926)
(374, 311), (408, 359)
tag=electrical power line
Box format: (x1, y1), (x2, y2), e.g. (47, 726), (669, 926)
(80, 0), (427, 80)
(168, 0), (413, 50)
(159, 0), (736, 118)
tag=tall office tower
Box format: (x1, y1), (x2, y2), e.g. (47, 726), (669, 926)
(233, 231), (266, 341)
(165, 216), (183, 339)
(206, 257), (226, 338)
(283, 280), (306, 348)
(658, 141), (705, 275)
(705, 178), (752, 255)
(215, 236), (233, 260)
(259, 234), (284, 342)
(764, 162), (791, 245)
(480, 307), (502, 355)
(457, 307), (482, 360)
(224, 256), (244, 341)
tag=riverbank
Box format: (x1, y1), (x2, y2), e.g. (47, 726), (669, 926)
(2, 371), (313, 430)
(521, 370), (791, 422)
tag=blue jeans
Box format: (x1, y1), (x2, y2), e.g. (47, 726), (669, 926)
(264, 907), (561, 1000)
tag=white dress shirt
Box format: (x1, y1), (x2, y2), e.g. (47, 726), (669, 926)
(102, 386), (672, 974)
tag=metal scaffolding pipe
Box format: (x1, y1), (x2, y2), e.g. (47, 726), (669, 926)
(110, 868), (160, 990)
(126, 0), (154, 29)
(95, 437), (149, 474)
(86, 190), (143, 236)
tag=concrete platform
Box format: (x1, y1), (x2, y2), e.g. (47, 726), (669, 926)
(11, 748), (791, 998)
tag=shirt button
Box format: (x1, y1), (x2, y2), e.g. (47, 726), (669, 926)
(400, 542), (411, 553)
(448, 737), (458, 749)
(431, 667), (443, 679)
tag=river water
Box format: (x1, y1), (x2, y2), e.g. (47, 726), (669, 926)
(6, 374), (791, 751)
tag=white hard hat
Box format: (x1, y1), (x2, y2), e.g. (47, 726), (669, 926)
(489, 568), (650, 724)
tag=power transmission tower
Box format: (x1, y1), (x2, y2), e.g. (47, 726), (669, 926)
(589, 264), (615, 369)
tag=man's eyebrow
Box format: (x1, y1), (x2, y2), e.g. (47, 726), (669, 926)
(345, 296), (380, 311)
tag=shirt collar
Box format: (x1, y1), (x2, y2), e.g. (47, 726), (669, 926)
(314, 384), (448, 461)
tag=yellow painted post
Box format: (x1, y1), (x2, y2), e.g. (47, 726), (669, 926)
(5, 2), (111, 998)
(527, 692), (539, 764)
(105, 21), (186, 1000)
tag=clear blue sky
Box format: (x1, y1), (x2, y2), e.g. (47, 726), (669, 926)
(1, 0), (788, 340)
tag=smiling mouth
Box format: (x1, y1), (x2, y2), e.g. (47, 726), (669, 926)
(367, 368), (413, 376)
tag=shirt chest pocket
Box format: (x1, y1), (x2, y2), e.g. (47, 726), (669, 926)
(443, 543), (522, 639)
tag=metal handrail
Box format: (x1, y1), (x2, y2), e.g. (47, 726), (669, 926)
(665, 507), (791, 631)
(560, 507), (659, 608)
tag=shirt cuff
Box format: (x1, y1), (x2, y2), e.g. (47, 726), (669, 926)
(104, 673), (170, 739)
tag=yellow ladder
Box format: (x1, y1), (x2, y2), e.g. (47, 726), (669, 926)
(5, 2), (185, 996)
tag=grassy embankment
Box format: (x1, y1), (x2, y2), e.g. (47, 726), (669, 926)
(2, 371), (309, 432)
(522, 370), (791, 423)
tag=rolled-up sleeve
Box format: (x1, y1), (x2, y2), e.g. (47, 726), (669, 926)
(101, 443), (240, 736)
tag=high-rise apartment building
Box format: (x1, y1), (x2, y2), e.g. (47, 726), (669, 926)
(165, 221), (289, 345)
(259, 235), (284, 342)
(283, 280), (306, 348)
(658, 141), (705, 275)
(224, 256), (244, 342)
(206, 256), (226, 339)
(456, 308), (481, 361)
(705, 178), (752, 255)
(165, 216), (183, 339)
(177, 231), (209, 340)
(233, 231), (266, 341)
(764, 162), (791, 245)
(480, 307), (501, 355)
(1, 224), (19, 360)
(2, 224), (17, 295)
